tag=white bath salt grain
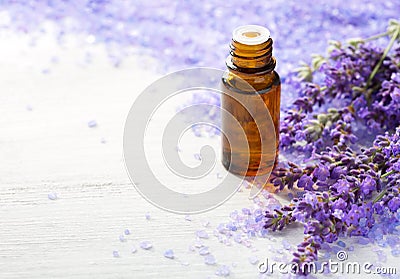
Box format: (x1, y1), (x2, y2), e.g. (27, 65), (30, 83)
(131, 246), (137, 253)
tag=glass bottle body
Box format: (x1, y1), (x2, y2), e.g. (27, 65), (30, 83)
(221, 70), (281, 176)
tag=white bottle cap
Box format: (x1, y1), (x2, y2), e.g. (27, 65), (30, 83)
(232, 25), (271, 45)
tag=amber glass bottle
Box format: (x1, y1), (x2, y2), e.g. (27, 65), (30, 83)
(221, 25), (281, 176)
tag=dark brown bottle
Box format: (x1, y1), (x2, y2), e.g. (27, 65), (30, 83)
(221, 25), (281, 176)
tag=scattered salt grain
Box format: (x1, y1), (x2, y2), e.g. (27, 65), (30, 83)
(358, 238), (370, 245)
(124, 229), (130, 235)
(196, 230), (209, 239)
(391, 249), (400, 257)
(337, 240), (346, 248)
(248, 255), (259, 265)
(164, 249), (174, 259)
(145, 212), (151, 220)
(180, 261), (190, 266)
(140, 241), (153, 250)
(199, 247), (210, 256)
(282, 240), (291, 250)
(204, 255), (216, 265)
(185, 215), (192, 221)
(88, 120), (97, 128)
(119, 235), (126, 242)
(48, 193), (58, 200)
(215, 265), (230, 277)
(112, 250), (119, 258)
(194, 240), (204, 248)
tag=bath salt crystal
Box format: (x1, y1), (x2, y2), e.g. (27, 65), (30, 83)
(199, 247), (210, 256)
(282, 240), (291, 250)
(88, 120), (97, 128)
(215, 265), (230, 277)
(392, 249), (400, 257)
(248, 255), (259, 265)
(48, 193), (58, 200)
(188, 245), (195, 252)
(337, 240), (346, 248)
(112, 250), (119, 258)
(202, 220), (210, 227)
(119, 235), (126, 242)
(124, 229), (130, 235)
(196, 230), (209, 239)
(145, 212), (151, 220)
(194, 240), (204, 248)
(204, 255), (216, 265)
(131, 246), (137, 253)
(180, 261), (190, 266)
(164, 249), (174, 259)
(140, 241), (153, 250)
(184, 215), (192, 221)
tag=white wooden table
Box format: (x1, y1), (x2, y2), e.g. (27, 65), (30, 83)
(0, 32), (398, 279)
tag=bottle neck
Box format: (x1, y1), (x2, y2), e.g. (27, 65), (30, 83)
(226, 38), (276, 74)
(229, 38), (275, 70)
(225, 38), (277, 92)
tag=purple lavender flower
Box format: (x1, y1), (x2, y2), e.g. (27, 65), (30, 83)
(359, 175), (377, 195)
(313, 164), (330, 181)
(298, 174), (314, 190)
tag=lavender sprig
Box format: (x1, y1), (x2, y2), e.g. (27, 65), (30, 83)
(266, 21), (400, 275)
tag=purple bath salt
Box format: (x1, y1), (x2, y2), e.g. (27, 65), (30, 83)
(112, 250), (119, 258)
(180, 261), (190, 266)
(215, 265), (230, 277)
(196, 230), (209, 239)
(204, 255), (216, 265)
(202, 220), (210, 227)
(248, 255), (259, 265)
(391, 249), (400, 257)
(88, 120), (97, 128)
(184, 215), (192, 221)
(199, 247), (210, 256)
(337, 240), (346, 248)
(282, 240), (291, 250)
(358, 238), (370, 245)
(140, 241), (153, 250)
(47, 193), (58, 200)
(164, 249), (174, 259)
(124, 229), (130, 235)
(194, 240), (205, 248)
